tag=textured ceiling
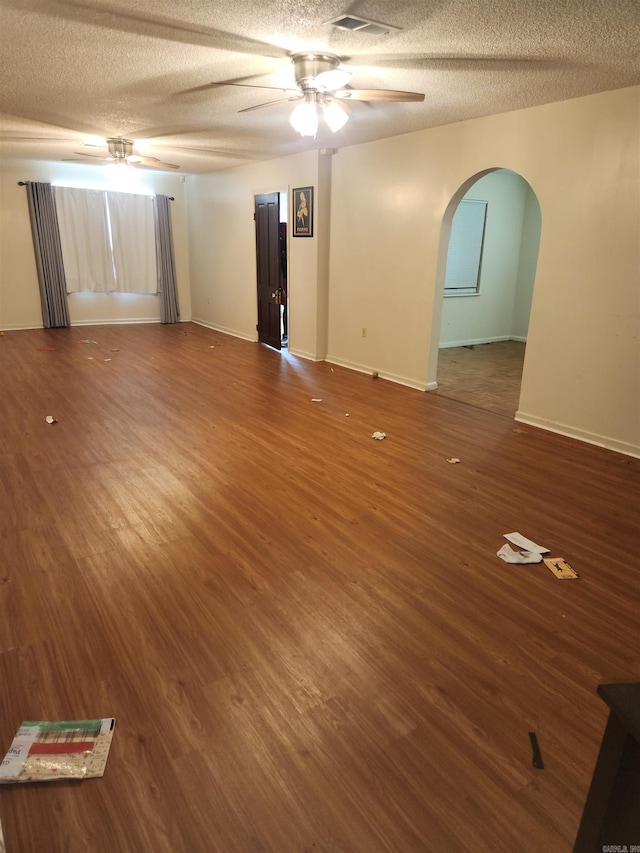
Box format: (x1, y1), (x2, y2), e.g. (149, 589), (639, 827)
(1, 0), (639, 174)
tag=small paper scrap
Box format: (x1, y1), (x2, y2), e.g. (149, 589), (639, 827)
(447, 457), (461, 464)
(497, 544), (542, 564)
(372, 431), (386, 440)
(544, 558), (581, 579)
(45, 416), (57, 424)
(504, 532), (549, 554)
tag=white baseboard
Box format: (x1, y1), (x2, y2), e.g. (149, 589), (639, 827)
(2, 318), (188, 330)
(0, 322), (43, 330)
(191, 318), (256, 342)
(288, 348), (324, 362)
(70, 318), (161, 326)
(191, 322), (330, 361)
(439, 335), (510, 349)
(515, 411), (640, 459)
(325, 355), (428, 391)
(3, 317), (190, 332)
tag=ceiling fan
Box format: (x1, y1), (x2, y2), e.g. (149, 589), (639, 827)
(66, 137), (180, 170)
(232, 52), (425, 137)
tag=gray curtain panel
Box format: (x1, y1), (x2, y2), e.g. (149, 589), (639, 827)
(155, 195), (180, 324)
(25, 182), (71, 328)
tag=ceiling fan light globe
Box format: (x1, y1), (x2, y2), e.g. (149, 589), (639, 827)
(323, 100), (349, 132)
(290, 101), (318, 136)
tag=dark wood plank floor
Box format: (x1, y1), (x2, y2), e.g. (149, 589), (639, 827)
(0, 323), (638, 853)
(435, 341), (526, 417)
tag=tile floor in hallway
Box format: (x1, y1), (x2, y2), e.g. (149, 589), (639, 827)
(434, 340), (526, 417)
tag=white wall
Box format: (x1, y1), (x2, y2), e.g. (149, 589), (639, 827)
(326, 86), (639, 455)
(439, 170), (539, 348)
(186, 148), (331, 361)
(327, 144), (433, 389)
(0, 160), (191, 328)
(512, 188), (542, 339)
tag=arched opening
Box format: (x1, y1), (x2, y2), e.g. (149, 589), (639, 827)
(428, 168), (541, 417)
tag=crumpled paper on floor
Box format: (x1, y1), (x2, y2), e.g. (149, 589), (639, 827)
(497, 544), (543, 564)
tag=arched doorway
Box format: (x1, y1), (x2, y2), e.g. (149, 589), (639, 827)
(429, 169), (541, 417)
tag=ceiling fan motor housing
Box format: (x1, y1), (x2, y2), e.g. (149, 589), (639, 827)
(107, 138), (134, 160)
(291, 52), (342, 91)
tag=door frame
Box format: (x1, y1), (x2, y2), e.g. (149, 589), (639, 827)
(427, 168), (542, 415)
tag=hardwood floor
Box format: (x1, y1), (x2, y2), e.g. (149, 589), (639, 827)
(435, 341), (526, 417)
(0, 323), (638, 853)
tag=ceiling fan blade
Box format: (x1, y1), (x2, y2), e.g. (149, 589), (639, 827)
(334, 88), (425, 102)
(0, 135), (76, 143)
(63, 158), (110, 165)
(73, 150), (110, 159)
(137, 156), (180, 170)
(158, 144), (241, 155)
(132, 152), (162, 163)
(214, 82), (299, 93)
(177, 80), (296, 96)
(31, 0), (288, 58)
(239, 96), (302, 114)
(346, 53), (566, 72)
(131, 137), (257, 159)
(132, 162), (179, 171)
(66, 157), (178, 171)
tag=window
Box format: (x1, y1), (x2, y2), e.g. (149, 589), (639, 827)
(444, 199), (488, 296)
(54, 187), (157, 294)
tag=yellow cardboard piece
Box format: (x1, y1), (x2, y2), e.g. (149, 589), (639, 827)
(544, 558), (581, 579)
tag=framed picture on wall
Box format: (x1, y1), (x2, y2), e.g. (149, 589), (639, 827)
(292, 186), (313, 237)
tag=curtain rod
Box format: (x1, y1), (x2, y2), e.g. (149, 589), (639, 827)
(18, 182), (175, 200)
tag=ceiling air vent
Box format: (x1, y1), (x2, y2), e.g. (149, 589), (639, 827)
(327, 15), (400, 35)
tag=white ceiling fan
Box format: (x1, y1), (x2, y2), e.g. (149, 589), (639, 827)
(66, 137), (181, 170)
(232, 52), (425, 136)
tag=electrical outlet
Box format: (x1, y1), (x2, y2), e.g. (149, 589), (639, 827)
(361, 327), (367, 338)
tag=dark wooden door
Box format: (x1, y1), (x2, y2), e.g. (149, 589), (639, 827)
(255, 192), (281, 350)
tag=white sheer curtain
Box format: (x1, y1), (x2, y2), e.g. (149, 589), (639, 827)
(107, 191), (157, 294)
(54, 187), (157, 294)
(54, 187), (115, 292)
